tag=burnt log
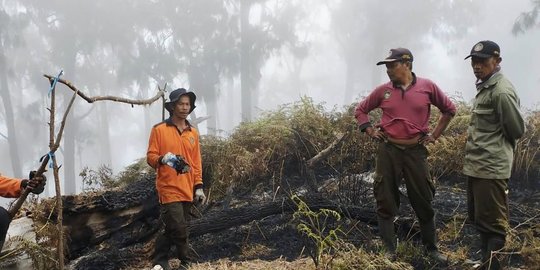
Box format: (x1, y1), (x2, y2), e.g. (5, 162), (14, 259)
(42, 174), (381, 263)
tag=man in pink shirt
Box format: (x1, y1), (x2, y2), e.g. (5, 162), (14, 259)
(355, 48), (456, 262)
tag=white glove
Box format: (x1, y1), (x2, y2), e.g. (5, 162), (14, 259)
(160, 152), (178, 167)
(194, 188), (206, 204)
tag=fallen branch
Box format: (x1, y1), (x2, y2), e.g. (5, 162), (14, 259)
(302, 130), (351, 191)
(306, 131), (351, 168)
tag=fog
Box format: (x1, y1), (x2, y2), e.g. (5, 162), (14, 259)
(1, 0), (539, 202)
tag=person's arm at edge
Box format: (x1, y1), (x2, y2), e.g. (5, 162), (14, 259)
(0, 175), (22, 198)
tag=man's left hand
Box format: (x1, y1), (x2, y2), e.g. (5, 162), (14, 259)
(418, 133), (437, 145)
(194, 188), (206, 204)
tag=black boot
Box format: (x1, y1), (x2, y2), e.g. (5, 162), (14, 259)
(482, 235), (505, 270)
(420, 219), (448, 263)
(480, 232), (489, 261)
(377, 217), (397, 256)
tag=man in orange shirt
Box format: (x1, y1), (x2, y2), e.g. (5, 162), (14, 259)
(0, 172), (46, 251)
(147, 88), (205, 270)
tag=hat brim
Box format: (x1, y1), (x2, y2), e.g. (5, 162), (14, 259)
(165, 92), (197, 113)
(376, 59), (400, 65)
(464, 52), (494, 60)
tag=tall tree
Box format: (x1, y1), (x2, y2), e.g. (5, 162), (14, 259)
(513, 0), (540, 34)
(331, 0), (479, 103)
(0, 2), (32, 177)
(238, 0), (306, 121)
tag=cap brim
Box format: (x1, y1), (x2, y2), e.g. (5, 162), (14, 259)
(376, 59), (399, 65)
(464, 52), (493, 60)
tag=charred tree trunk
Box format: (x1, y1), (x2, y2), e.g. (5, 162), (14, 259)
(44, 175), (377, 262)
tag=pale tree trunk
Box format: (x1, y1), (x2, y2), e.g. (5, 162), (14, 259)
(0, 52), (22, 177)
(206, 85), (218, 136)
(63, 112), (77, 194)
(343, 58), (357, 105)
(62, 59), (77, 195)
(97, 80), (113, 169)
(98, 100), (112, 168)
(240, 0), (252, 122)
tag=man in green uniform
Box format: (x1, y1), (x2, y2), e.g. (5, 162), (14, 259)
(463, 40), (525, 270)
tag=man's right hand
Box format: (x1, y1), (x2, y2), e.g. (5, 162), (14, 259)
(160, 152), (190, 174)
(21, 171), (46, 194)
(160, 152), (179, 166)
(366, 127), (387, 141)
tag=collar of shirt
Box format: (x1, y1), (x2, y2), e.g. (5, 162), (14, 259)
(475, 66), (501, 87)
(165, 117), (192, 131)
(392, 72), (417, 90)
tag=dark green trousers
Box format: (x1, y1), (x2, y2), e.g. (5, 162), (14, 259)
(153, 201), (192, 264)
(374, 142), (435, 224)
(0, 207), (10, 252)
(467, 177), (508, 270)
(467, 177), (509, 237)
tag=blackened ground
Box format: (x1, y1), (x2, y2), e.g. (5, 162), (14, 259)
(67, 173), (538, 270)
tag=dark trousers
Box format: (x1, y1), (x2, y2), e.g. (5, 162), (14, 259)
(467, 177), (509, 237)
(152, 202), (192, 264)
(0, 207), (11, 252)
(467, 177), (508, 270)
(374, 142), (435, 223)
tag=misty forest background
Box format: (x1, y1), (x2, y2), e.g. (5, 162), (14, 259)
(1, 0), (540, 202)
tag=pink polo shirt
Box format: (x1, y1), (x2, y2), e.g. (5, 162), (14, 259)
(355, 75), (456, 139)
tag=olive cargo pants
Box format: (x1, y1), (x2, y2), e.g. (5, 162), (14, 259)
(374, 142), (435, 223)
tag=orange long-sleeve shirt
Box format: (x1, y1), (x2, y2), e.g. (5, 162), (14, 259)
(147, 119), (203, 204)
(0, 175), (22, 198)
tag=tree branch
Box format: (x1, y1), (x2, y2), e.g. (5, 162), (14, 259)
(43, 74), (165, 105)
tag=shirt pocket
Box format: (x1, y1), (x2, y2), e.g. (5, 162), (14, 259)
(473, 108), (497, 132)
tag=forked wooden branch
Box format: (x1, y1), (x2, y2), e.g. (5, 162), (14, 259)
(7, 87), (78, 218)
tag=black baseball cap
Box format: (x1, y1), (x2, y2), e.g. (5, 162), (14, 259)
(464, 40), (500, 60)
(376, 48), (414, 65)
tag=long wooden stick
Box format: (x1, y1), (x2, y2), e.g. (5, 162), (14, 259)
(7, 86), (78, 218)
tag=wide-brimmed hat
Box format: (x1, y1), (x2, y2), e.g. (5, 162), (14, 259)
(376, 48), (414, 65)
(464, 40), (500, 60)
(164, 88), (196, 113)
